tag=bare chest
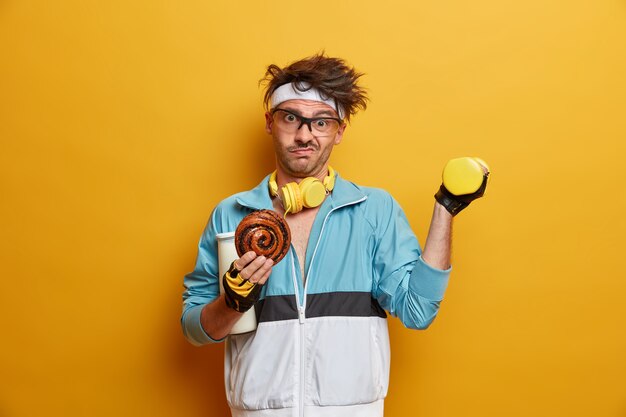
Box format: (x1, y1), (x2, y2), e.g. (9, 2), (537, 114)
(289, 217), (315, 276)
(273, 200), (319, 279)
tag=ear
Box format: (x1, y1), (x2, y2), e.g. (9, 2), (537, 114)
(265, 112), (273, 134)
(333, 123), (347, 145)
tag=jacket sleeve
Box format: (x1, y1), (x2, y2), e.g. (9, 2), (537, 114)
(371, 193), (451, 329)
(181, 209), (224, 346)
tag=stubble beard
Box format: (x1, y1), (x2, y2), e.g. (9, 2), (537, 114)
(278, 144), (333, 179)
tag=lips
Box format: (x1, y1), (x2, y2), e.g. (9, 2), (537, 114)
(289, 146), (316, 156)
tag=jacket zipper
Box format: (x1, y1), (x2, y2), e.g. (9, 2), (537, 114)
(295, 196), (367, 417)
(290, 256), (306, 417)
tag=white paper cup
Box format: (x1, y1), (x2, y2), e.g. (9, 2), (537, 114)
(216, 231), (257, 334)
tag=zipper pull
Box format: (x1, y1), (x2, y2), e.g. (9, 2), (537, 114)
(298, 306), (305, 324)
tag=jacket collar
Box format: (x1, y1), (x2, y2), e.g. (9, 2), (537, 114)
(235, 172), (367, 210)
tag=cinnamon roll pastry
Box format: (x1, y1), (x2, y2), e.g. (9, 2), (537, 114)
(235, 210), (291, 264)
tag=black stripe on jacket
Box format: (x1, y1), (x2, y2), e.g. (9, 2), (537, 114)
(255, 292), (387, 323)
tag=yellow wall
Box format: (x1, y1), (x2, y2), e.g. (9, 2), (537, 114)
(1, 1), (625, 416)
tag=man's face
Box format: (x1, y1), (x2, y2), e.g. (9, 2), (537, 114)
(265, 99), (346, 179)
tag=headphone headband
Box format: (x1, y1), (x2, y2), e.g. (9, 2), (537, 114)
(269, 167), (336, 196)
(268, 167), (336, 215)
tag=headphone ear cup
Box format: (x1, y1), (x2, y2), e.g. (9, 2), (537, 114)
(280, 182), (303, 215)
(299, 178), (326, 208)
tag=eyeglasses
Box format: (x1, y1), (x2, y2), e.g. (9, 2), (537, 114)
(271, 108), (343, 136)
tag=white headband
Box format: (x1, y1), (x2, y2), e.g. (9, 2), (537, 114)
(270, 82), (345, 119)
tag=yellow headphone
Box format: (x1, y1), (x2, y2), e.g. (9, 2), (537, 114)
(268, 166), (336, 215)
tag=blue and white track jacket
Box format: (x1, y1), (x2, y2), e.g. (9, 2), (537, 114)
(182, 174), (451, 417)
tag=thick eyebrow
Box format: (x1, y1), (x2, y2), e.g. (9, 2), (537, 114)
(279, 107), (338, 118)
(311, 109), (337, 117)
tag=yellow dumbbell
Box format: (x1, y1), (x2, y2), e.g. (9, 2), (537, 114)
(442, 157), (490, 195)
(435, 157), (490, 215)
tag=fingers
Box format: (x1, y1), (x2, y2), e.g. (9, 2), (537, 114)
(255, 264), (273, 285)
(233, 251), (257, 271)
(234, 251), (274, 284)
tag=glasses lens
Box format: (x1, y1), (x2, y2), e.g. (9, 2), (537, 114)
(312, 119), (339, 135)
(274, 110), (300, 133)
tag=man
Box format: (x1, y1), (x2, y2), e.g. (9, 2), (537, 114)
(182, 54), (488, 417)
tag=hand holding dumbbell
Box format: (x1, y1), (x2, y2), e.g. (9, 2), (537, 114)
(435, 157), (490, 216)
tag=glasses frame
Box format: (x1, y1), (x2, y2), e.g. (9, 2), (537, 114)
(271, 108), (343, 136)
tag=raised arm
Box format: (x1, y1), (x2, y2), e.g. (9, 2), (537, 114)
(373, 157), (490, 330)
(423, 156), (490, 270)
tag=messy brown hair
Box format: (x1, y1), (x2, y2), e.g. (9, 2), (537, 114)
(261, 53), (368, 122)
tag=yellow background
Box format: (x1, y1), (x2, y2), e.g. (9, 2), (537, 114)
(1, 0), (625, 416)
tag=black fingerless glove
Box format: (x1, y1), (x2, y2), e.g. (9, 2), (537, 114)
(222, 262), (262, 313)
(435, 174), (488, 216)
